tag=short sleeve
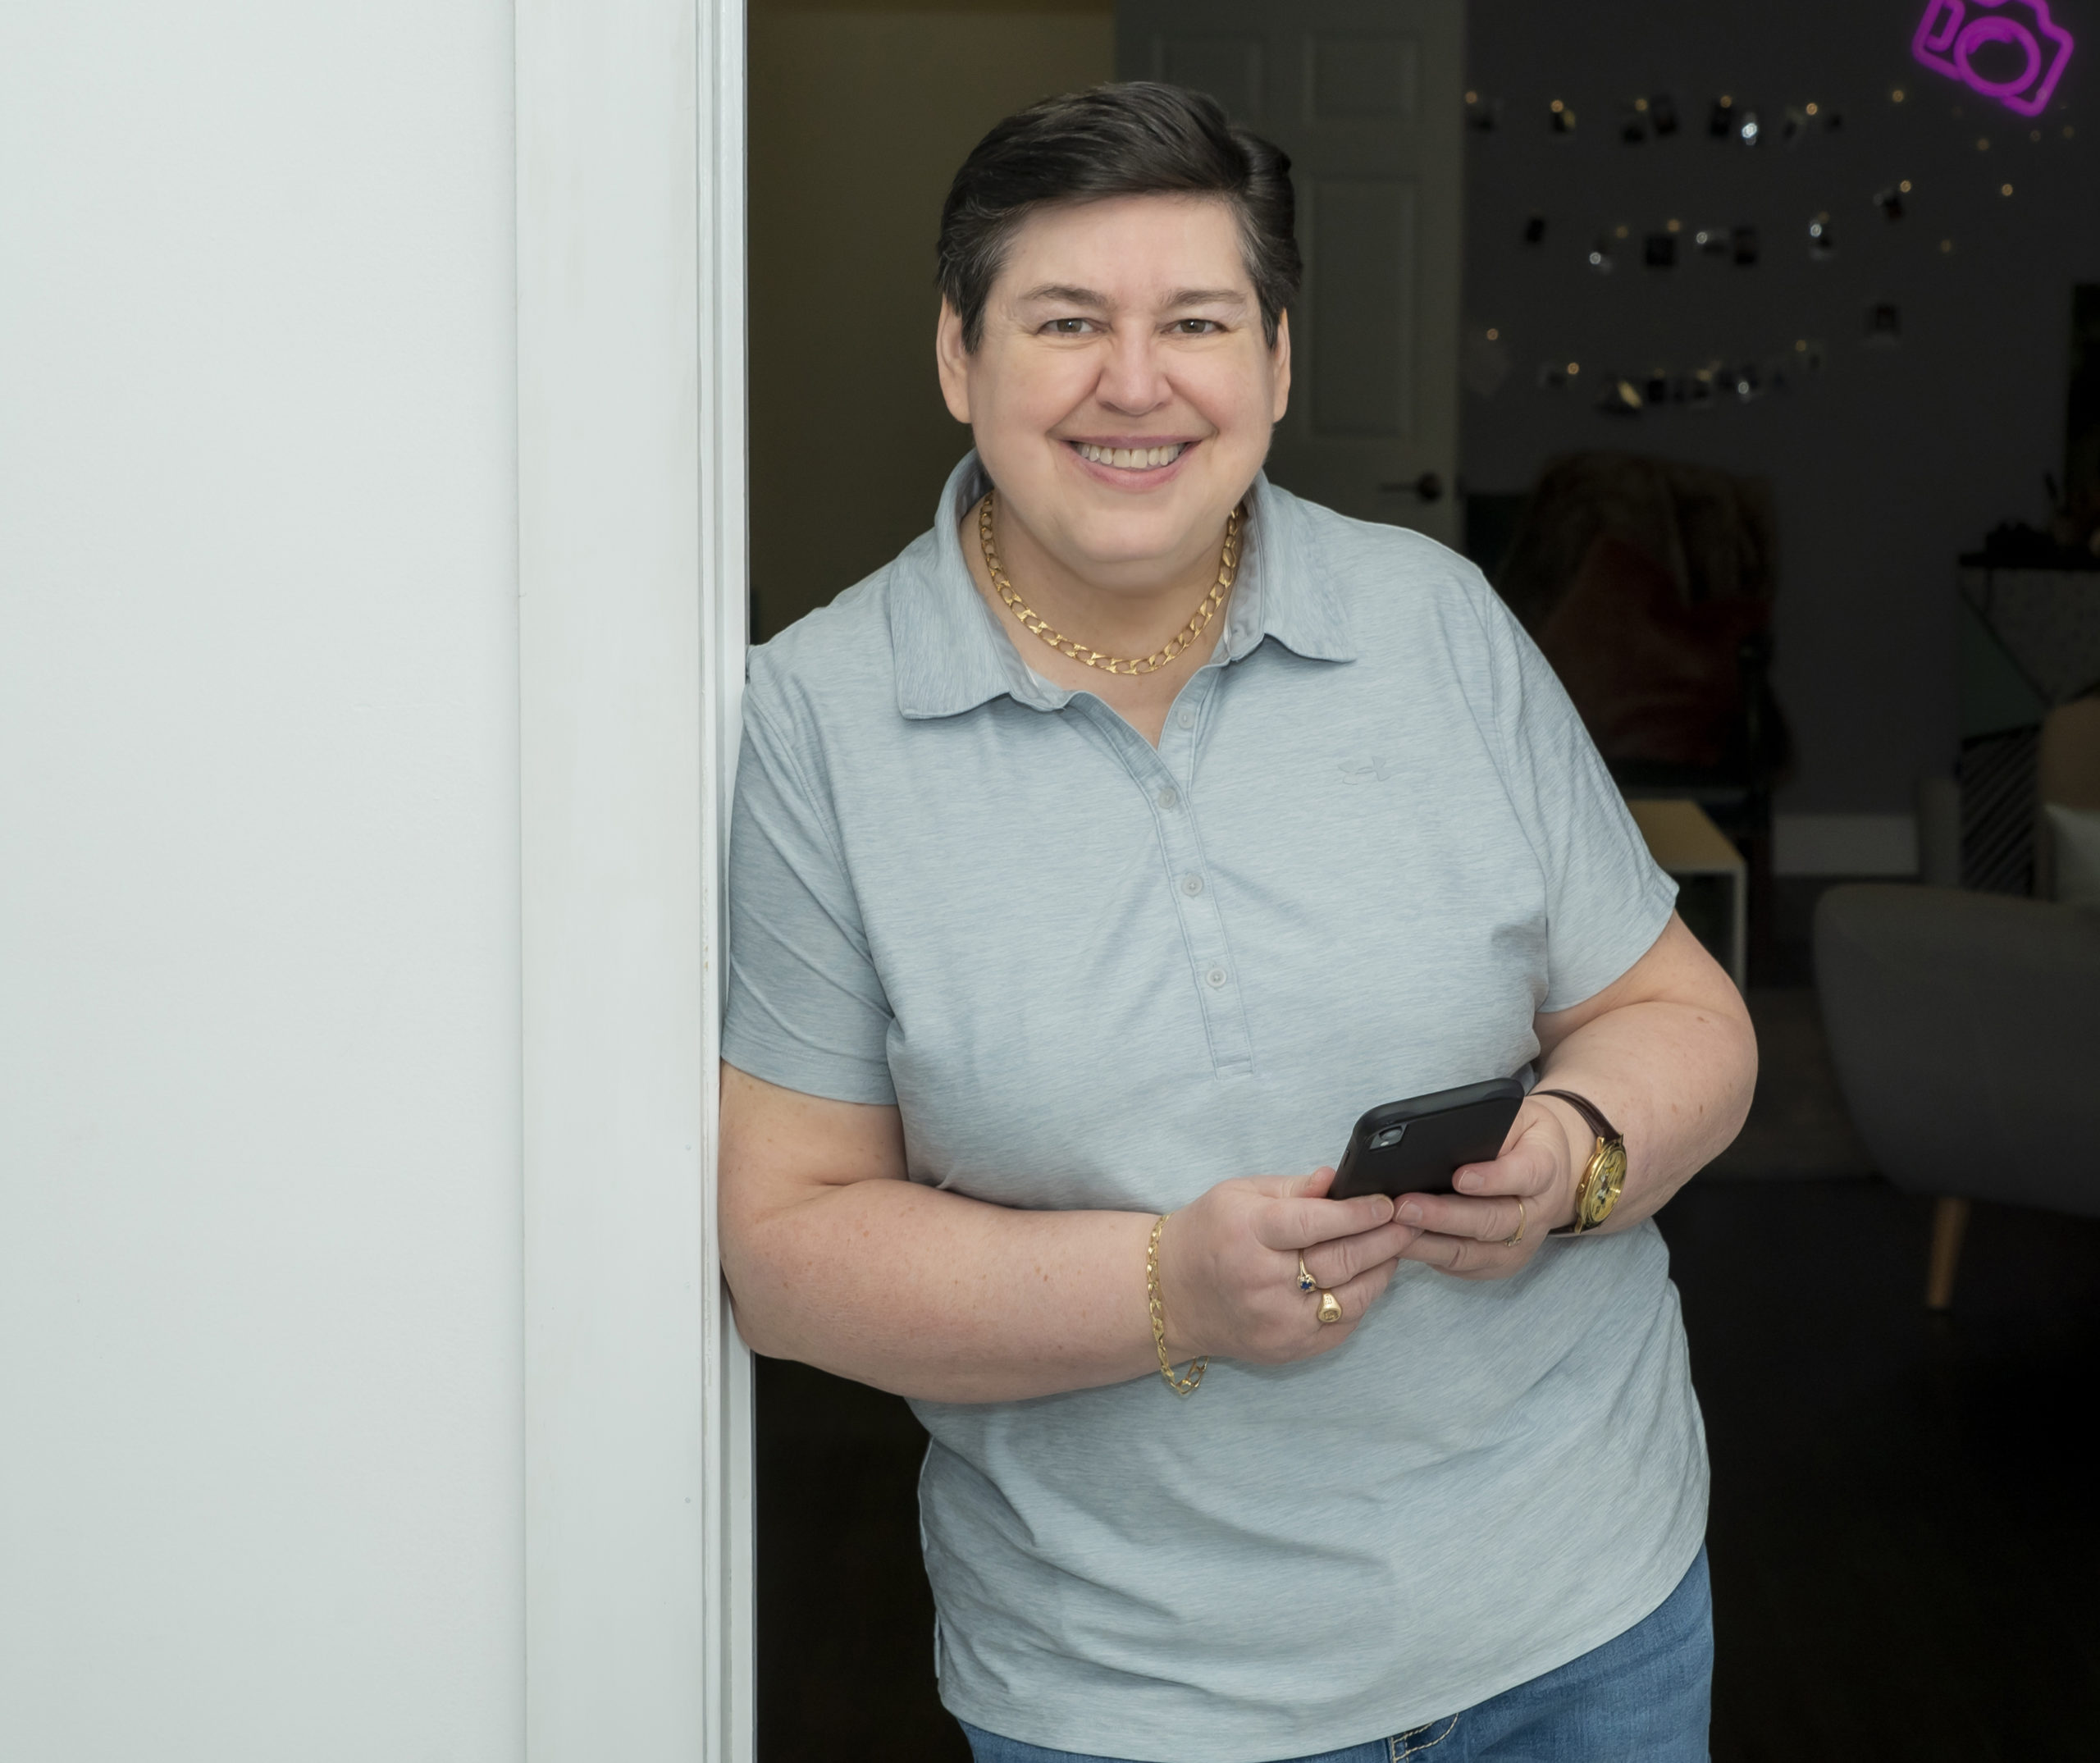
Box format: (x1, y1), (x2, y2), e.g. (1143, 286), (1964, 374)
(1472, 582), (1680, 1012)
(722, 686), (898, 1104)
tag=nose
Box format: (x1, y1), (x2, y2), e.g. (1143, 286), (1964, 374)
(1093, 322), (1171, 416)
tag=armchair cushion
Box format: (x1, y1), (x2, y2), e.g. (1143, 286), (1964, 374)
(1814, 884), (2100, 1214)
(2043, 803), (2100, 907)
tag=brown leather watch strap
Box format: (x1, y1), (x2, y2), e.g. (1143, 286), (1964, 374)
(1535, 1088), (1620, 1144)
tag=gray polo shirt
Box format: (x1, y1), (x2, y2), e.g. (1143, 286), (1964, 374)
(725, 454), (1705, 1761)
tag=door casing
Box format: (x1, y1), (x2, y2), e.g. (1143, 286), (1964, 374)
(516, 0), (755, 1756)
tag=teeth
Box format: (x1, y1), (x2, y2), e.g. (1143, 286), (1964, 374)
(1076, 442), (1185, 468)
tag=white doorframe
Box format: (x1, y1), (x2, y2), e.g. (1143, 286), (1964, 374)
(516, 0), (753, 1755)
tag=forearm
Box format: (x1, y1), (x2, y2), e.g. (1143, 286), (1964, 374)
(724, 1178), (1164, 1403)
(1532, 993), (1755, 1232)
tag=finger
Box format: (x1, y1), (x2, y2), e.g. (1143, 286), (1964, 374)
(1244, 1166), (1338, 1201)
(1300, 1217), (1418, 1288)
(1390, 1193), (1527, 1245)
(1449, 1133), (1562, 1199)
(1398, 1228), (1536, 1280)
(1397, 1231), (1486, 1275)
(1257, 1188), (1396, 1251)
(1452, 1104), (1576, 1195)
(1306, 1257), (1399, 1331)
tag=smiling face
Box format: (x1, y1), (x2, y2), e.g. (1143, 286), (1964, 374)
(936, 194), (1290, 599)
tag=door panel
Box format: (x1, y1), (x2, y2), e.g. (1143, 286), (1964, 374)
(1307, 35), (1418, 121)
(1158, 35), (1264, 121)
(1119, 0), (1463, 545)
(1308, 179), (1416, 438)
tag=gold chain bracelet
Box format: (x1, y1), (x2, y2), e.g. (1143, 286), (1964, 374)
(1146, 1213), (1208, 1396)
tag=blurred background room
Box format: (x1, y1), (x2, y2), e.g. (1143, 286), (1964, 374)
(746, 2), (2100, 1757)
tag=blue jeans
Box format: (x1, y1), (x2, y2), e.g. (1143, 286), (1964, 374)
(961, 1547), (1711, 1763)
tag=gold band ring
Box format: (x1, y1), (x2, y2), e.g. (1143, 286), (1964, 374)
(1316, 1290), (1344, 1325)
(1297, 1254), (1317, 1293)
(1500, 1196), (1528, 1249)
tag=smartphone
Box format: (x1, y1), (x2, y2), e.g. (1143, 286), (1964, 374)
(1330, 1077), (1527, 1202)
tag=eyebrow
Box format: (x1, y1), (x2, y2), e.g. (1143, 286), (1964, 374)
(1014, 284), (1249, 309)
(1016, 283), (1109, 307)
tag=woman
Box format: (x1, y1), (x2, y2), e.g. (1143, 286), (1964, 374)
(720, 83), (1755, 1763)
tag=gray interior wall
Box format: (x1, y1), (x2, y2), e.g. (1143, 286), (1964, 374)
(1460, 0), (2094, 814)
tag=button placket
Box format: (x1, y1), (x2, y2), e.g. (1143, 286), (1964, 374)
(1068, 678), (1252, 1077)
(1145, 678), (1252, 1076)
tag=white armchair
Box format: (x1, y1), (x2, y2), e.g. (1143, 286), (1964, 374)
(1815, 700), (2100, 1309)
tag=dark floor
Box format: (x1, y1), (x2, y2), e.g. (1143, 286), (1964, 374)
(1671, 1182), (2100, 1761)
(756, 984), (2100, 1759)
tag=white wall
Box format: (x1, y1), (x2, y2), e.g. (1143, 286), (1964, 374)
(0, 6), (523, 1759)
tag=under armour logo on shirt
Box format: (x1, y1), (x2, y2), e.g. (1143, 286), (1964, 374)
(1340, 756), (1399, 783)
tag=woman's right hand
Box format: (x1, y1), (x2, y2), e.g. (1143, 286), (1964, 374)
(1155, 1168), (1415, 1364)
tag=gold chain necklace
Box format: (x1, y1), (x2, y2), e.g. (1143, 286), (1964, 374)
(978, 491), (1241, 677)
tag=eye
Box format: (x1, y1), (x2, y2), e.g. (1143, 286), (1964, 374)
(1171, 318), (1224, 335)
(1043, 317), (1095, 335)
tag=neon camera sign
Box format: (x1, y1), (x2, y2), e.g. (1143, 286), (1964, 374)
(1912, 0), (2075, 116)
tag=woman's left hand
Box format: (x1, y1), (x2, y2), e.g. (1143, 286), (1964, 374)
(1389, 1099), (1580, 1281)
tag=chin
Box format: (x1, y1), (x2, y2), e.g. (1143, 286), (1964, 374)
(1065, 499), (1204, 564)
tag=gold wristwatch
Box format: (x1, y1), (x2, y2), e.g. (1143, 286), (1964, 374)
(1537, 1089), (1627, 1235)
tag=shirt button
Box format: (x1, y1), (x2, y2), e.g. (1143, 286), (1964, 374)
(1206, 966), (1228, 988)
(1176, 707), (1196, 730)
(1181, 874), (1204, 896)
(1156, 786), (1179, 810)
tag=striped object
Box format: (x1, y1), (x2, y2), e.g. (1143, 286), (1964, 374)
(1960, 727), (2040, 895)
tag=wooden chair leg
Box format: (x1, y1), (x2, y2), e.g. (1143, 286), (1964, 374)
(1927, 1196), (1970, 1311)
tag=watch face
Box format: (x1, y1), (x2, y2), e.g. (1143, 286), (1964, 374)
(1587, 1140), (1628, 1224)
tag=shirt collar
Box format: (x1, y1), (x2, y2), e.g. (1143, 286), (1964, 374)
(890, 451), (1356, 721)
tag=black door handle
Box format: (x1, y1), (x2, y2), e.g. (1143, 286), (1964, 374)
(1378, 471), (1445, 502)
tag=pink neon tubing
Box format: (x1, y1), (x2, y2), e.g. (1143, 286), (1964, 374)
(1911, 0), (2075, 116)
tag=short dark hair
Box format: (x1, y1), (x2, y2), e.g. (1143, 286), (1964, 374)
(936, 82), (1301, 351)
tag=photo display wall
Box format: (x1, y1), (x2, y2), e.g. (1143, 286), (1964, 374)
(1462, 8), (2085, 425)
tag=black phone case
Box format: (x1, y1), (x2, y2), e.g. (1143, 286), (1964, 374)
(1331, 1077), (1527, 1201)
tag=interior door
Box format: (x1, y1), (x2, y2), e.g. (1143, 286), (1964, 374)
(1116, 0), (1464, 546)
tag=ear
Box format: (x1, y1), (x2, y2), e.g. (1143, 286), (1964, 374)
(935, 299), (973, 424)
(1269, 309), (1292, 425)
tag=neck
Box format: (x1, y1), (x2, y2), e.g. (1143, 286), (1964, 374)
(973, 493), (1238, 665)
